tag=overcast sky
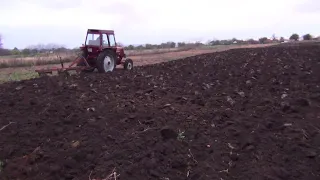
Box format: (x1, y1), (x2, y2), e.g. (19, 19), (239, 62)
(0, 0), (319, 49)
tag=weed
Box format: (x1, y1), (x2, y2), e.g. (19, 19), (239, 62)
(0, 160), (3, 172)
(177, 129), (185, 141)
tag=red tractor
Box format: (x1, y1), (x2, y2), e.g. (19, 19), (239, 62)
(35, 29), (133, 75)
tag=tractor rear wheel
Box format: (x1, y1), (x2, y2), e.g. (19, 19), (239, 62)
(123, 58), (133, 70)
(96, 50), (117, 73)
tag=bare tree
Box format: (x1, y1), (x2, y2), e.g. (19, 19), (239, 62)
(117, 42), (124, 47)
(27, 43), (65, 50)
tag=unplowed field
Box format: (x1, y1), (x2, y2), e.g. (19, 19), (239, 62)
(0, 44), (320, 180)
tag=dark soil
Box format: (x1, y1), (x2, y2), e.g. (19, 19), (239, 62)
(0, 44), (320, 180)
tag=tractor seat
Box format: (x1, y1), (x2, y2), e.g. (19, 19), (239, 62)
(88, 40), (100, 46)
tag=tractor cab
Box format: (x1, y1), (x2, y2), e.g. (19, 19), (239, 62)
(84, 29), (117, 47)
(82, 29), (126, 62)
(82, 29), (120, 58)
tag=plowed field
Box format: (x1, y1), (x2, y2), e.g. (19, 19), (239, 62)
(0, 44), (320, 180)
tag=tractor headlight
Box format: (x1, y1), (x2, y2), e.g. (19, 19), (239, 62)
(88, 48), (92, 52)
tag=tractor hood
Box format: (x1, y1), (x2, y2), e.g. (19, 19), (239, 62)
(116, 46), (124, 52)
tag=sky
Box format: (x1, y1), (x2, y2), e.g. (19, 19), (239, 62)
(0, 0), (319, 49)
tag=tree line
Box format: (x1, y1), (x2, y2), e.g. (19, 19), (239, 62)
(123, 33), (317, 50)
(123, 41), (204, 50)
(0, 42), (77, 56)
(0, 33), (318, 56)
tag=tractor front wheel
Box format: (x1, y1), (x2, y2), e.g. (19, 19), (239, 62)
(96, 50), (117, 73)
(123, 58), (133, 70)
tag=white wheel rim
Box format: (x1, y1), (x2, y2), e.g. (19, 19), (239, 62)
(103, 56), (114, 72)
(127, 62), (132, 70)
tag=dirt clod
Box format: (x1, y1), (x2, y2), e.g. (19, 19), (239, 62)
(160, 127), (177, 140)
(71, 141), (80, 148)
(306, 151), (317, 158)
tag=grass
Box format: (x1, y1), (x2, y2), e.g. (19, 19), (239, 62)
(0, 71), (39, 83)
(0, 48), (193, 69)
(0, 58), (73, 69)
(125, 47), (192, 56)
